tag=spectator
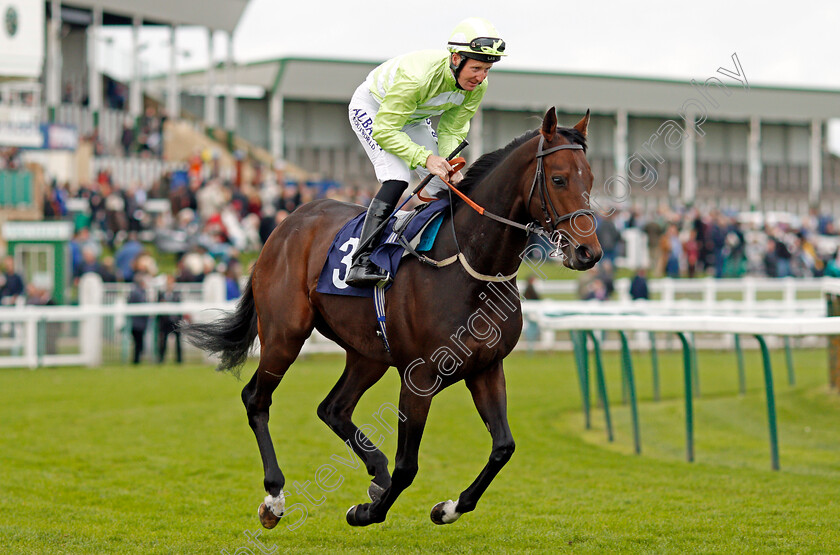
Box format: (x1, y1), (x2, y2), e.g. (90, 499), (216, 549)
(156, 274), (183, 364)
(629, 268), (650, 300)
(0, 255), (25, 305)
(115, 232), (143, 283)
(127, 272), (149, 364)
(521, 275), (541, 354)
(684, 229), (700, 278)
(582, 278), (608, 301)
(26, 283), (57, 353)
(74, 246), (104, 283)
(661, 223), (682, 278)
(225, 262), (242, 301)
(523, 275), (541, 301)
(98, 256), (121, 283)
(595, 212), (621, 266)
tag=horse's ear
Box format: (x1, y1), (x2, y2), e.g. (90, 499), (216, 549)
(573, 109), (591, 138)
(541, 106), (557, 141)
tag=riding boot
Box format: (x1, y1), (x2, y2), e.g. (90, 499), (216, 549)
(345, 198), (395, 287)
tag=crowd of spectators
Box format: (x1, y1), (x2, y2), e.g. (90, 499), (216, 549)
(577, 205), (840, 300)
(26, 146), (840, 313)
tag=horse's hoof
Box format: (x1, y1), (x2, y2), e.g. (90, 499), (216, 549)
(368, 481), (386, 502)
(346, 504), (361, 526)
(430, 500), (461, 525)
(259, 503), (282, 529)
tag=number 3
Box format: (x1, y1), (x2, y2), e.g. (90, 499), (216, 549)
(332, 237), (359, 289)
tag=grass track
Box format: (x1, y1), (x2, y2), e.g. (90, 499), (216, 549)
(1, 349), (839, 553)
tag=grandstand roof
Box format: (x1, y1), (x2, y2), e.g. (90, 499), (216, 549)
(153, 56), (840, 123)
(61, 0), (249, 32)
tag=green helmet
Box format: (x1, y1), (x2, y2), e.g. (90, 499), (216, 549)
(447, 17), (506, 63)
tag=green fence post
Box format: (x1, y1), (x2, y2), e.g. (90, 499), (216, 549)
(613, 331), (628, 406)
(649, 331), (660, 401)
(754, 334), (780, 471)
(570, 330), (590, 430)
(587, 331), (613, 442)
(618, 331), (641, 455)
(675, 332), (694, 463)
(580, 331), (591, 430)
(784, 336), (795, 386)
(734, 333), (746, 395)
(689, 332), (700, 398)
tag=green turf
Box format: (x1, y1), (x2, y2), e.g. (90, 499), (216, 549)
(1, 348), (839, 554)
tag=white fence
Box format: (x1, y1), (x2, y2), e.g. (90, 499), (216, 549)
(91, 157), (185, 190)
(55, 104), (125, 149)
(1, 275), (839, 369)
(534, 276), (825, 304)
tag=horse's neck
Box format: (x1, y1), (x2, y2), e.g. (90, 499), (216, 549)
(447, 154), (531, 277)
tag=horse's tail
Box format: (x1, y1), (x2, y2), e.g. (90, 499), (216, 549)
(181, 274), (258, 377)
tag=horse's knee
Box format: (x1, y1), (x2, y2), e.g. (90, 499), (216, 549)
(490, 440), (515, 466)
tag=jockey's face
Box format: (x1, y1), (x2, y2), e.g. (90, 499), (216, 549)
(453, 54), (493, 91)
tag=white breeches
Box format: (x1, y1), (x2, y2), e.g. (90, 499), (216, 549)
(348, 83), (448, 198)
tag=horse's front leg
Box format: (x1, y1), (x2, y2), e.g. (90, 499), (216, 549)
(430, 361), (514, 525)
(345, 383), (433, 526)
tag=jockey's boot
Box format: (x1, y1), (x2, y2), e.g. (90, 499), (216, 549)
(345, 198), (394, 287)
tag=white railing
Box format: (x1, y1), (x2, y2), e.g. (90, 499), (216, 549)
(92, 157), (185, 190)
(55, 104), (125, 148)
(1, 275), (838, 369)
(528, 276), (826, 304)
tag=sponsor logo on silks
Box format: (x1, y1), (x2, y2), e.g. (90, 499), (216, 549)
(352, 108), (380, 151)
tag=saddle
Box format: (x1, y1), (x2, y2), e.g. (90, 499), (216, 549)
(316, 198), (449, 298)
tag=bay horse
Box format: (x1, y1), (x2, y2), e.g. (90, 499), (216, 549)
(183, 107), (602, 529)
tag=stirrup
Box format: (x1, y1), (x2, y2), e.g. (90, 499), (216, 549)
(345, 255), (390, 287)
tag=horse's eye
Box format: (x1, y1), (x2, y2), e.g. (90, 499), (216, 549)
(552, 175), (567, 188)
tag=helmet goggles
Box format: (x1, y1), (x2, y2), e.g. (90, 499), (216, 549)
(448, 37), (506, 56)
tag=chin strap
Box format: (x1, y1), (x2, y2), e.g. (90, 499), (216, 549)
(449, 55), (468, 90)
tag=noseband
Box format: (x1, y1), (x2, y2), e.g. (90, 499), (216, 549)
(527, 135), (595, 232)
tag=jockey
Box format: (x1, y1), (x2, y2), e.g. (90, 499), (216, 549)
(345, 17), (506, 287)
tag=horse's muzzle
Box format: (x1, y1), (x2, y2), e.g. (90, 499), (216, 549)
(567, 243), (602, 271)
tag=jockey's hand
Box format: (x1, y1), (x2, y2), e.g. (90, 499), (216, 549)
(449, 170), (464, 185)
(425, 154), (453, 181)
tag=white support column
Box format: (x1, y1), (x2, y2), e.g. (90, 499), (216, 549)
(269, 90), (283, 161)
(167, 25), (179, 118)
(809, 119), (823, 206)
(46, 0), (62, 120)
(129, 15), (143, 121)
(467, 108), (483, 165)
(614, 109), (628, 184)
(87, 6), (102, 121)
(747, 116), (762, 209)
(224, 32), (237, 132)
(681, 109), (697, 205)
(205, 29), (218, 128)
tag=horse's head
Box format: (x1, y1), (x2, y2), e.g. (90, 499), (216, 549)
(524, 107), (602, 271)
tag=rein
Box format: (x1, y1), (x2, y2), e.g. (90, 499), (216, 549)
(414, 136), (595, 281)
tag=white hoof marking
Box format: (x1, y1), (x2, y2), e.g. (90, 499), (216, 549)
(440, 499), (461, 524)
(264, 491), (286, 518)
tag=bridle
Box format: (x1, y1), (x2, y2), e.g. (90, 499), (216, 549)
(408, 133), (598, 278)
(527, 134), (595, 234)
(441, 134), (595, 256)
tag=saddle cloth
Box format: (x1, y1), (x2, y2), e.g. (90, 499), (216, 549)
(316, 198), (449, 298)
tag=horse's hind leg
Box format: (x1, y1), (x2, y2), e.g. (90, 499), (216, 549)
(242, 336), (311, 529)
(430, 361), (514, 525)
(317, 351), (391, 501)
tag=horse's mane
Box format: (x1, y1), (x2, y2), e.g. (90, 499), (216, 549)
(456, 126), (587, 197)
